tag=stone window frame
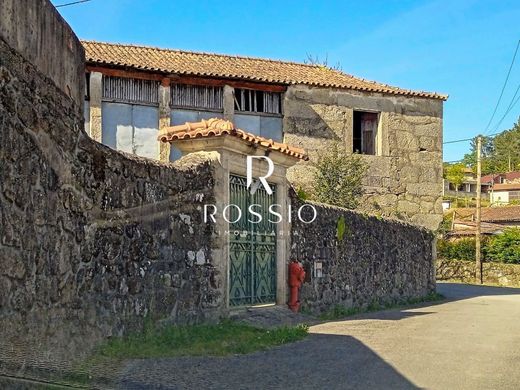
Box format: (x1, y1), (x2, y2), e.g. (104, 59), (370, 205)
(352, 109), (382, 156)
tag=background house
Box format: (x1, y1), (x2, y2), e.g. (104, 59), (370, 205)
(83, 41), (446, 229)
(452, 206), (520, 229)
(443, 167), (491, 199)
(482, 171), (520, 204)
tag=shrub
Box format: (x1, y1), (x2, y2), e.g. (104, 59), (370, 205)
(437, 238), (476, 261)
(311, 142), (368, 209)
(485, 228), (520, 264)
(438, 229), (520, 264)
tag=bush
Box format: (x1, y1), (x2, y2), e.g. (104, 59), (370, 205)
(437, 228), (520, 264)
(311, 142), (368, 209)
(485, 228), (520, 264)
(437, 238), (476, 261)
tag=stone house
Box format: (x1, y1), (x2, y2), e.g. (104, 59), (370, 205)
(82, 41), (446, 230)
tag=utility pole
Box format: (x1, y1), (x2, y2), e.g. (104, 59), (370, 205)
(476, 136), (483, 284)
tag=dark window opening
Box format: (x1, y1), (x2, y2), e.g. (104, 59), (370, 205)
(85, 73), (90, 100)
(234, 88), (282, 115)
(353, 111), (378, 155)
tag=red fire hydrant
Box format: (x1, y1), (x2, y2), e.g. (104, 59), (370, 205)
(288, 259), (306, 312)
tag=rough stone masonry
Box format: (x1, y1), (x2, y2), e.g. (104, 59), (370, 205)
(291, 194), (436, 314)
(284, 85), (444, 231)
(0, 0), (226, 376)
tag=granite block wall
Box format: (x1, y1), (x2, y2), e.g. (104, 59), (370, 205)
(290, 194), (436, 314)
(0, 6), (224, 376)
(284, 85), (444, 231)
(437, 258), (520, 287)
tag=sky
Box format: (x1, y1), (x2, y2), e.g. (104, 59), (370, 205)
(52, 0), (520, 162)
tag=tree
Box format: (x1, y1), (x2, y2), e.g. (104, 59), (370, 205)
(462, 135), (494, 174)
(311, 142), (368, 209)
(462, 118), (520, 174)
(491, 120), (520, 172)
(444, 163), (466, 193)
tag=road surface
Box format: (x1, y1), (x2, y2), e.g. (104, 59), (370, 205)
(119, 282), (520, 389)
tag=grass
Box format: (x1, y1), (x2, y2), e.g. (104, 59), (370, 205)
(318, 292), (445, 321)
(91, 320), (309, 361)
(64, 319), (308, 387)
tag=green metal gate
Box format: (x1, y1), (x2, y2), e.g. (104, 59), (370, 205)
(229, 175), (277, 306)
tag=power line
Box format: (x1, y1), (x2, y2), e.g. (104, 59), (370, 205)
(483, 40), (520, 135)
(443, 137), (475, 145)
(444, 40), (520, 147)
(55, 0), (92, 8)
(443, 132), (501, 145)
(490, 83), (520, 133)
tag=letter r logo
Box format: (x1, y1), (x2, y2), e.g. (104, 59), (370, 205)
(246, 156), (274, 195)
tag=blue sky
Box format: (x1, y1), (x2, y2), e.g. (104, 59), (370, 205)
(52, 0), (520, 162)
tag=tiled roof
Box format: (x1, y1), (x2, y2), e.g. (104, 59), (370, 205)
(481, 174), (500, 185)
(82, 41), (447, 100)
(503, 171), (520, 181)
(450, 220), (504, 236)
(481, 171), (520, 185)
(492, 183), (520, 191)
(455, 206), (520, 223)
(158, 118), (309, 160)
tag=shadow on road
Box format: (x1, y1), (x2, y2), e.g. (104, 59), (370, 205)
(437, 282), (520, 300)
(119, 333), (419, 390)
(316, 282), (520, 324)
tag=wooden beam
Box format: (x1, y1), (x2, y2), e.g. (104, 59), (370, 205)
(86, 65), (165, 81)
(86, 65), (287, 92)
(170, 75), (287, 92)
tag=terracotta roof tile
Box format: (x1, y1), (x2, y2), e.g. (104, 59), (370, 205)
(158, 118), (309, 160)
(492, 183), (520, 191)
(454, 206), (520, 223)
(82, 41), (447, 101)
(450, 220), (504, 236)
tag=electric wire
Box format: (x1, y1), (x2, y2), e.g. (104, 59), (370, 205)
(55, 0), (92, 8)
(483, 40), (520, 135)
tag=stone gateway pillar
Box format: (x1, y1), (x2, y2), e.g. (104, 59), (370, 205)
(158, 118), (308, 307)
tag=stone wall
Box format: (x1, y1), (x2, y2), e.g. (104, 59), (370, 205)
(437, 259), (520, 287)
(290, 194), (436, 314)
(0, 14), (224, 378)
(284, 85), (444, 231)
(0, 0), (85, 107)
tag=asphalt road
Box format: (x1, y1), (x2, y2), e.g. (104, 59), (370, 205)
(120, 282), (520, 390)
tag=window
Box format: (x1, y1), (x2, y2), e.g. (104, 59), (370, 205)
(233, 88), (283, 142)
(170, 84), (223, 111)
(85, 73), (90, 101)
(353, 111), (378, 155)
(103, 76), (159, 105)
(234, 89), (282, 114)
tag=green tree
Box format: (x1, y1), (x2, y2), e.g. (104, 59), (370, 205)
(461, 118), (520, 174)
(491, 120), (520, 172)
(444, 163), (466, 193)
(462, 135), (494, 174)
(311, 142), (368, 209)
